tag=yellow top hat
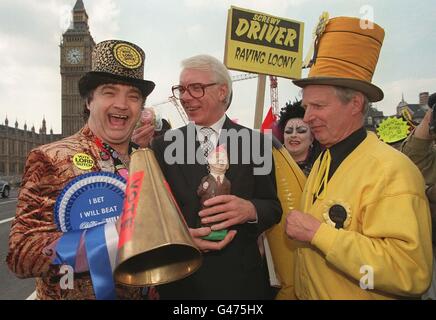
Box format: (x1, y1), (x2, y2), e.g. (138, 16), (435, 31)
(293, 16), (385, 102)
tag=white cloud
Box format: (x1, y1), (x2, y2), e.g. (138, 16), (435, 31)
(378, 78), (436, 116)
(186, 24), (205, 41)
(1, 65), (60, 132)
(57, 3), (74, 31)
(0, 0), (70, 132)
(0, 31), (61, 131)
(87, 0), (120, 41)
(0, 0), (122, 132)
(184, 0), (305, 12)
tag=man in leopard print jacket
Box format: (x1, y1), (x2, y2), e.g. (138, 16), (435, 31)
(7, 39), (155, 299)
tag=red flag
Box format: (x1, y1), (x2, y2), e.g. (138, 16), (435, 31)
(261, 106), (276, 132)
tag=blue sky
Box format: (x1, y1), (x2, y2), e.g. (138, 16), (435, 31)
(0, 0), (435, 133)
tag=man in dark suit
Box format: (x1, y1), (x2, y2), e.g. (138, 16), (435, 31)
(150, 54), (281, 299)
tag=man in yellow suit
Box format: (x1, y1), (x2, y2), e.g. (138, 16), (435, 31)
(285, 15), (433, 299)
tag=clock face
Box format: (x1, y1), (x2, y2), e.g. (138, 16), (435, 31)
(66, 48), (83, 64)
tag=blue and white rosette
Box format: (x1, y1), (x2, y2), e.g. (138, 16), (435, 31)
(53, 172), (126, 300)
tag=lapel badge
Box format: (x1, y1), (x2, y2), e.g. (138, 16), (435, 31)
(72, 153), (94, 171)
(100, 151), (110, 161)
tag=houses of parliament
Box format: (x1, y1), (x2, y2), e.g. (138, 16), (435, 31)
(0, 0), (94, 181)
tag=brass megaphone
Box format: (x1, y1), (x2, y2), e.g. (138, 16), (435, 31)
(114, 148), (202, 286)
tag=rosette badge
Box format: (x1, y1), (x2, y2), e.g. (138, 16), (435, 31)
(54, 172), (127, 300)
(55, 172), (127, 232)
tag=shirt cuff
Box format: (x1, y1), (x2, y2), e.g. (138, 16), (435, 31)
(247, 203), (258, 223)
(247, 215), (258, 223)
(310, 223), (339, 255)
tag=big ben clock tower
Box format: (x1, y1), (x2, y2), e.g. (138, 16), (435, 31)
(60, 0), (95, 137)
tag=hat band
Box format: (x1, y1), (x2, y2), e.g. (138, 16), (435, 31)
(309, 30), (382, 82)
(311, 56), (374, 82)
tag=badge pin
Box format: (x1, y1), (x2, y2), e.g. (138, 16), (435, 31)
(100, 151), (110, 161)
(113, 43), (142, 69)
(72, 153), (94, 171)
(328, 205), (347, 229)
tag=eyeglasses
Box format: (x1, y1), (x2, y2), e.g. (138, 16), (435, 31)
(171, 83), (217, 99)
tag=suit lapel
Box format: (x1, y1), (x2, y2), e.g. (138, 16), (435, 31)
(178, 126), (208, 193)
(219, 117), (243, 183)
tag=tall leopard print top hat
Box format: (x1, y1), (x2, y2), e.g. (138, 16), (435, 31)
(79, 40), (155, 98)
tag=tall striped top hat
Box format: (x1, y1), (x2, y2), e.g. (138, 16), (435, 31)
(293, 17), (385, 102)
(79, 40), (155, 98)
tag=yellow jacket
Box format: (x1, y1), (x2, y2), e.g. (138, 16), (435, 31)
(296, 132), (433, 299)
(266, 144), (306, 299)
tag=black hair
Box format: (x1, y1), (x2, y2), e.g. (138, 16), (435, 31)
(278, 99), (305, 133)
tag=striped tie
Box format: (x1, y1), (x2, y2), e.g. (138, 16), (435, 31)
(200, 127), (215, 158)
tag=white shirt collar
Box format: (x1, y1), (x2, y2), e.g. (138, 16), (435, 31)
(195, 114), (227, 146)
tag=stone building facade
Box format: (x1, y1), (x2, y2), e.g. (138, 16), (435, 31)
(0, 118), (61, 181)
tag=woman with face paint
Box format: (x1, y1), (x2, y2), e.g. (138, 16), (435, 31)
(278, 100), (322, 176)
